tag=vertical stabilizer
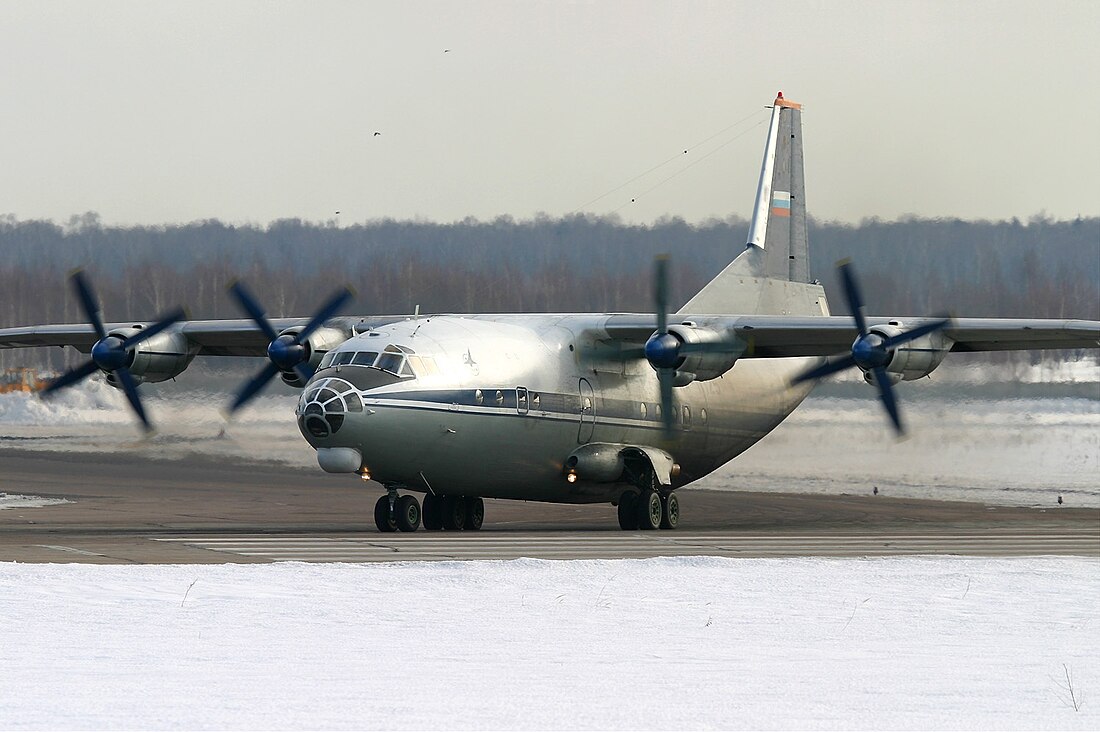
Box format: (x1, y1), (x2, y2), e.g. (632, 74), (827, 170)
(678, 92), (825, 316)
(746, 92), (809, 281)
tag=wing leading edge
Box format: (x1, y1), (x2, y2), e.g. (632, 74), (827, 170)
(595, 314), (1100, 357)
(0, 316), (412, 357)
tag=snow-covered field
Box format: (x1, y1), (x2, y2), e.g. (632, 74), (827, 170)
(0, 557), (1096, 730)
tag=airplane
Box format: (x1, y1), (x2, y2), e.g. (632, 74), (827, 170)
(1, 92), (1097, 533)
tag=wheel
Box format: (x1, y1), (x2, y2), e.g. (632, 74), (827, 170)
(463, 496), (485, 530)
(636, 489), (662, 530)
(373, 494), (397, 533)
(395, 494), (421, 532)
(422, 494), (443, 530)
(617, 492), (639, 530)
(441, 495), (466, 530)
(660, 492), (679, 529)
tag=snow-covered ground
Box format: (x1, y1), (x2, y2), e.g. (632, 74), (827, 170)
(0, 557), (1096, 730)
(0, 493), (70, 510)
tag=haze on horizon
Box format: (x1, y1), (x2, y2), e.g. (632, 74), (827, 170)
(1, 1), (1097, 228)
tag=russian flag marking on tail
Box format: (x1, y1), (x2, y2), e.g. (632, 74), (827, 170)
(771, 191), (791, 218)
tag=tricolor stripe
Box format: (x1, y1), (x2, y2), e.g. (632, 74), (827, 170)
(771, 190), (791, 218)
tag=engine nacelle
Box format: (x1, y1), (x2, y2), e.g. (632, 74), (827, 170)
(664, 324), (740, 385)
(564, 443), (626, 483)
(865, 322), (952, 383)
(278, 326), (347, 387)
(103, 326), (194, 387)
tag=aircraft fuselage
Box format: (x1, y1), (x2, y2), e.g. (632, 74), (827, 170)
(297, 314), (815, 503)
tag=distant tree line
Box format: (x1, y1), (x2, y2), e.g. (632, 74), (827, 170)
(1, 212), (1096, 371)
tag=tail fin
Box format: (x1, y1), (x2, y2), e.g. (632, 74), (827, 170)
(748, 92), (809, 282)
(678, 92), (826, 316)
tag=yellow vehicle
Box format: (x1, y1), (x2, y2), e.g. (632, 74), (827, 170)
(0, 367), (52, 394)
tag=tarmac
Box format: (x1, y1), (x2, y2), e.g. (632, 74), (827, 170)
(1, 448), (1097, 563)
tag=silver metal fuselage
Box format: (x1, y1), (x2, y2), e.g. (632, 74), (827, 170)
(297, 314), (815, 504)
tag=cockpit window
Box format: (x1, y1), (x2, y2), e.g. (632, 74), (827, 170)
(321, 347), (419, 379)
(406, 355), (439, 377)
(375, 352), (404, 374)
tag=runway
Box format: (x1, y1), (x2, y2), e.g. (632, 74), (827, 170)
(1, 449), (1097, 563)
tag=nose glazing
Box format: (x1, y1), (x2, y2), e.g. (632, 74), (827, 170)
(297, 377), (364, 440)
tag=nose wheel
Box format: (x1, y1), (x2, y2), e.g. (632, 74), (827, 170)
(373, 492), (421, 532)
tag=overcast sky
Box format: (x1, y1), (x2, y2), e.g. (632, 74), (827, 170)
(1, 1), (1097, 227)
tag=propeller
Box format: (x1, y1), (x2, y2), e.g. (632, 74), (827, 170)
(791, 261), (951, 435)
(226, 282), (354, 415)
(639, 256), (743, 438)
(40, 271), (186, 432)
(642, 256), (678, 437)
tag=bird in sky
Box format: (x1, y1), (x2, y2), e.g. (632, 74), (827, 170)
(373, 132), (382, 136)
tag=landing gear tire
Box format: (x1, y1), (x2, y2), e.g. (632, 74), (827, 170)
(636, 489), (662, 530)
(374, 494), (397, 533)
(464, 496), (485, 531)
(395, 494), (421, 532)
(660, 492), (679, 530)
(422, 494), (443, 530)
(617, 492), (639, 531)
(441, 495), (466, 530)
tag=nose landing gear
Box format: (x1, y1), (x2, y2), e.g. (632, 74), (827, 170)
(373, 491), (421, 532)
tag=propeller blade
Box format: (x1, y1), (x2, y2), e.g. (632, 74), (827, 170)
(870, 366), (904, 436)
(654, 255), (669, 336)
(40, 360), (100, 396)
(72, 271), (107, 340)
(292, 361), (315, 385)
(228, 281), (280, 343)
(838, 261), (869, 337)
(791, 353), (858, 385)
(228, 361), (281, 415)
(658, 367), (675, 439)
(879, 316), (952, 350)
(120, 308), (188, 350)
(114, 367), (152, 433)
(294, 287), (354, 344)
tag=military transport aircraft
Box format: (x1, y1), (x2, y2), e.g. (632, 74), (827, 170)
(2, 93), (1097, 532)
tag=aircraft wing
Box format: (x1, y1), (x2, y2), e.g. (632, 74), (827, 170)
(598, 314), (1100, 357)
(0, 316), (411, 356)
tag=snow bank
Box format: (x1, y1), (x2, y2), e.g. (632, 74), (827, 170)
(0, 493), (70, 510)
(0, 556), (1096, 730)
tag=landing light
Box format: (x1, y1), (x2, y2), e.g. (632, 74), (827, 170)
(566, 473), (577, 483)
(359, 468), (372, 481)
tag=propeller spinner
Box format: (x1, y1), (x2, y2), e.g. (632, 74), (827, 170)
(791, 261), (951, 435)
(40, 271), (186, 432)
(226, 282), (353, 415)
(640, 256), (742, 438)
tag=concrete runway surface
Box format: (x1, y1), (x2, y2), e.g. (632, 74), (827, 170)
(1, 449), (1096, 563)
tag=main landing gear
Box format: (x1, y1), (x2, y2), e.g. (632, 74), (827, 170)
(616, 472), (679, 531)
(374, 490), (484, 533)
